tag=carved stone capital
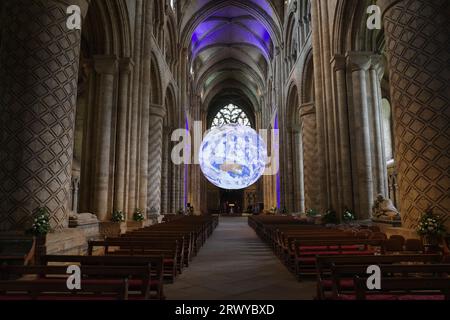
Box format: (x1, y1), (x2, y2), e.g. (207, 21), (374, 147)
(370, 55), (385, 79)
(94, 55), (118, 75)
(331, 54), (346, 72)
(119, 58), (134, 73)
(149, 105), (166, 118)
(299, 103), (315, 118)
(346, 52), (372, 72)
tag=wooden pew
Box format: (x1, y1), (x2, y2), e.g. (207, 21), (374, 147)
(281, 233), (368, 266)
(40, 255), (165, 299)
(0, 278), (129, 300)
(120, 232), (193, 267)
(315, 254), (443, 300)
(293, 239), (384, 279)
(0, 237), (36, 266)
(353, 276), (450, 300)
(88, 240), (179, 282)
(331, 264), (450, 300)
(0, 265), (156, 300)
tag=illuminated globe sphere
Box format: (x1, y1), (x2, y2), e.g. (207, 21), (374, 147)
(199, 124), (268, 190)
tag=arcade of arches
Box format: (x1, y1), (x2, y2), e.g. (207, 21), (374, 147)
(0, 0), (449, 255)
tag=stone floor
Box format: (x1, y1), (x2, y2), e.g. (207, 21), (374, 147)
(165, 217), (316, 300)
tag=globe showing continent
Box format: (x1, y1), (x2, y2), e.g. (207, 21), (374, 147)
(199, 124), (268, 190)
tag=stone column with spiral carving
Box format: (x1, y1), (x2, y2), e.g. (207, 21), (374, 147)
(300, 103), (320, 211)
(0, 0), (89, 231)
(380, 0), (450, 229)
(147, 106), (165, 215)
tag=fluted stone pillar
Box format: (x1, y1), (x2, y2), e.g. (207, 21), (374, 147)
(160, 127), (171, 214)
(114, 58), (133, 213)
(138, 0), (153, 213)
(127, 0), (143, 215)
(293, 126), (305, 213)
(172, 162), (180, 212)
(93, 56), (118, 221)
(79, 61), (96, 213)
(347, 52), (374, 219)
(369, 56), (388, 197)
(310, 0), (328, 211)
(380, 0), (450, 228)
(331, 55), (354, 213)
(0, 0), (88, 231)
(147, 106), (165, 214)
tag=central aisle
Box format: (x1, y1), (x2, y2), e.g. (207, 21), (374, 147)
(165, 217), (316, 300)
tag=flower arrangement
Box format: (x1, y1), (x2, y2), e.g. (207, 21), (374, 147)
(270, 207), (278, 214)
(322, 209), (339, 224)
(133, 208), (145, 222)
(30, 207), (51, 236)
(306, 208), (319, 217)
(112, 210), (125, 223)
(417, 208), (447, 237)
(343, 209), (356, 222)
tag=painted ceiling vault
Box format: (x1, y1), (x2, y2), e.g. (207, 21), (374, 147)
(180, 0), (283, 116)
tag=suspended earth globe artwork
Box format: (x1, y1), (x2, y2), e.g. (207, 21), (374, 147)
(199, 124), (268, 190)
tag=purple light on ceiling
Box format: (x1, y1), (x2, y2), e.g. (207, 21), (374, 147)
(190, 5), (272, 59)
(191, 22), (270, 59)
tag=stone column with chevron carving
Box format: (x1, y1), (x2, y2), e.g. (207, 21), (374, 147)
(380, 0), (450, 229)
(0, 0), (89, 231)
(300, 103), (320, 211)
(147, 106), (166, 215)
(114, 58), (133, 215)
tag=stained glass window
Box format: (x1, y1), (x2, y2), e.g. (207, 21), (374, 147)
(211, 104), (251, 128)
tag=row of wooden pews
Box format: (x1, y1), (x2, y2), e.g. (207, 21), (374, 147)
(0, 216), (218, 300)
(249, 215), (450, 300)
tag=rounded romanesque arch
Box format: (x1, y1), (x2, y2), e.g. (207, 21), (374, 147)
(76, 0), (133, 220)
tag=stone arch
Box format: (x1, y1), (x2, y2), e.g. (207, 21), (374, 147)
(300, 48), (315, 104)
(77, 1), (133, 216)
(332, 0), (385, 54)
(82, 0), (132, 57)
(286, 82), (305, 213)
(152, 0), (165, 46)
(298, 49), (319, 211)
(150, 53), (163, 106)
(165, 12), (178, 75)
(284, 11), (298, 76)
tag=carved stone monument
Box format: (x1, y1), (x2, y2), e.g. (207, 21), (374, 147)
(372, 194), (401, 222)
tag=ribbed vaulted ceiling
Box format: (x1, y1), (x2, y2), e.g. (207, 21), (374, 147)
(181, 0), (282, 117)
